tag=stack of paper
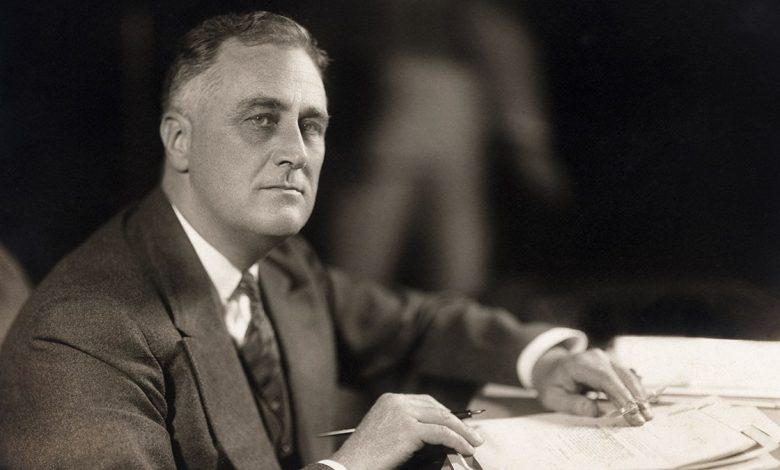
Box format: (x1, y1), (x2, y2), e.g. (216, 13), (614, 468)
(446, 397), (780, 470)
(611, 336), (780, 406)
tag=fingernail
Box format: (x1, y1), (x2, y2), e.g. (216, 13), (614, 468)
(464, 445), (476, 455)
(639, 402), (654, 420)
(471, 429), (484, 445)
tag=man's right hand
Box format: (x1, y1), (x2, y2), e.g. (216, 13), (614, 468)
(329, 393), (484, 470)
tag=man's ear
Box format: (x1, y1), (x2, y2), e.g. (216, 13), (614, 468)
(160, 111), (192, 173)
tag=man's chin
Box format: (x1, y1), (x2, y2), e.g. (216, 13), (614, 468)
(257, 214), (309, 238)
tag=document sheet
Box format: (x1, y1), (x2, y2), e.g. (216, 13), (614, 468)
(454, 398), (780, 470)
(611, 336), (780, 400)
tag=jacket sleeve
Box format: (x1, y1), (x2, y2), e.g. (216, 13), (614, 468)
(0, 294), (175, 469)
(291, 237), (553, 388)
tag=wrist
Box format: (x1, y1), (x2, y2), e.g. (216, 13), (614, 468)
(516, 328), (587, 388)
(330, 445), (362, 470)
(531, 346), (569, 389)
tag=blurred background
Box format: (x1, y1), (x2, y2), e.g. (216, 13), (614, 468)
(2, 0), (780, 343)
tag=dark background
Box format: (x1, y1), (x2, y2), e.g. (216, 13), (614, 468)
(2, 1), (779, 337)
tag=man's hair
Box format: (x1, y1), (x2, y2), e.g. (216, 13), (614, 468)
(161, 11), (329, 113)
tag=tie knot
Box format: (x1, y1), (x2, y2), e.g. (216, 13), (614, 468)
(235, 271), (260, 302)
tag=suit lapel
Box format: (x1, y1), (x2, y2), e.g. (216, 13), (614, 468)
(131, 190), (279, 470)
(259, 256), (337, 463)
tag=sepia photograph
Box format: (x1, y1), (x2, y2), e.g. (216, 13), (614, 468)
(1, 1), (779, 468)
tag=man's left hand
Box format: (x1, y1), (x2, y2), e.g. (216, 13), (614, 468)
(531, 346), (653, 426)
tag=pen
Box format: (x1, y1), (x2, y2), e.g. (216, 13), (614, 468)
(316, 409), (486, 438)
(453, 409), (486, 419)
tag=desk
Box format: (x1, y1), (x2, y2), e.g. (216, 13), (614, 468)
(441, 389), (780, 469)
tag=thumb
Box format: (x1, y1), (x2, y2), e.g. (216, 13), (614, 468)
(540, 387), (600, 417)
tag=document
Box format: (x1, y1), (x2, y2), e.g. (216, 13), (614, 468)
(611, 336), (780, 400)
(454, 398), (780, 470)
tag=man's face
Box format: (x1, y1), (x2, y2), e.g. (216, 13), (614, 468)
(184, 40), (328, 244)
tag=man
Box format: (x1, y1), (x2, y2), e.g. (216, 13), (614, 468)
(0, 11), (651, 470)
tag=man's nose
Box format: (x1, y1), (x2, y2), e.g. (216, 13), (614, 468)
(272, 121), (308, 170)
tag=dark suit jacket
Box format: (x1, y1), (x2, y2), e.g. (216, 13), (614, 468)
(0, 189), (551, 469)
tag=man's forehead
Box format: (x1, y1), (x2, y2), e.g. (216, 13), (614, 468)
(209, 39), (327, 108)
(217, 39), (322, 81)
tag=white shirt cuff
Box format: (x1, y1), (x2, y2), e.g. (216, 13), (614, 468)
(516, 327), (588, 389)
(318, 459), (348, 470)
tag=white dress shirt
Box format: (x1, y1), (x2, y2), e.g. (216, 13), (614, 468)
(173, 206), (257, 344)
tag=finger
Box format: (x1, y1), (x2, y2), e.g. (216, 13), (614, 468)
(415, 405), (484, 447)
(406, 394), (476, 429)
(375, 393), (448, 415)
(539, 385), (600, 417)
(409, 394), (451, 413)
(613, 361), (654, 421)
(418, 422), (477, 456)
(569, 351), (645, 426)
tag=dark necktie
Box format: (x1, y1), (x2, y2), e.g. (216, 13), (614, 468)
(234, 272), (297, 462)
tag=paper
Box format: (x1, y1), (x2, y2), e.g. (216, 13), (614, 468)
(709, 453), (780, 470)
(463, 398), (779, 470)
(611, 336), (780, 399)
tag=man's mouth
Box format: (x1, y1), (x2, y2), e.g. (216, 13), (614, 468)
(262, 184), (304, 194)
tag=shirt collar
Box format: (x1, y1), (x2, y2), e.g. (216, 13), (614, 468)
(172, 204), (259, 305)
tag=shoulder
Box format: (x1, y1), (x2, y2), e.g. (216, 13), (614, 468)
(38, 205), (153, 313)
(4, 204), (173, 361)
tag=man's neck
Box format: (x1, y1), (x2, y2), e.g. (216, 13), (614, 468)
(162, 184), (283, 271)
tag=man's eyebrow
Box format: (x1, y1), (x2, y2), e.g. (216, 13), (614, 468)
(233, 95), (286, 115)
(300, 106), (331, 124)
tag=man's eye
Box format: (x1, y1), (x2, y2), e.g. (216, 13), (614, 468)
(248, 114), (276, 127)
(301, 120), (326, 137)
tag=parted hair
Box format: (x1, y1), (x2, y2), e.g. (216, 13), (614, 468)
(161, 11), (329, 113)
